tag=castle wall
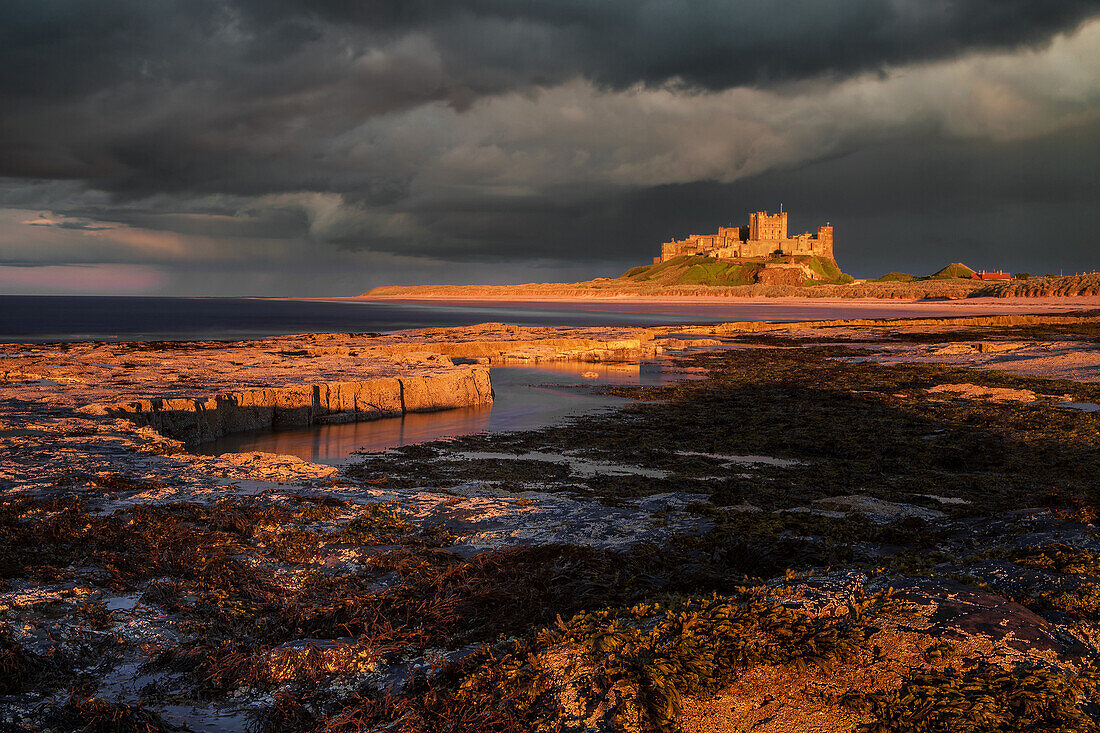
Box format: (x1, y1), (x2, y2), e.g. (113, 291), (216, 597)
(659, 211), (833, 264)
(740, 240), (780, 258)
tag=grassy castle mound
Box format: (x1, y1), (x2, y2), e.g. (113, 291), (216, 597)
(620, 255), (853, 287)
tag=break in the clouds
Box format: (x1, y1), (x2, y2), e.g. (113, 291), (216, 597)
(0, 1), (1098, 294)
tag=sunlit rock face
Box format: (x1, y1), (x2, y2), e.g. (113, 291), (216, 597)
(96, 370), (493, 445)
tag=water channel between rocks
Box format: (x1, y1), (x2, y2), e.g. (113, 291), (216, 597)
(193, 359), (700, 464)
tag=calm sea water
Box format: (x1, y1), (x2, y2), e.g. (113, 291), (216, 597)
(0, 294), (1067, 343)
(195, 361), (684, 462)
(0, 295), (716, 342)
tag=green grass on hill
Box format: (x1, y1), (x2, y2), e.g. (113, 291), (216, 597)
(929, 262), (976, 280)
(620, 256), (764, 286)
(681, 261), (762, 286)
(871, 272), (916, 283)
(620, 255), (852, 287)
(805, 256), (852, 283)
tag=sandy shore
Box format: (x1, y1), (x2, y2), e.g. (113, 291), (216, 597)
(302, 294), (1100, 326)
(343, 294), (1100, 306)
(322, 293), (1100, 311)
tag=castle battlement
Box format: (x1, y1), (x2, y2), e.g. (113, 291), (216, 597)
(656, 209), (833, 264)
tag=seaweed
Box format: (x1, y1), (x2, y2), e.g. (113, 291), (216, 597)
(286, 585), (911, 733)
(37, 693), (185, 733)
(0, 624), (51, 696)
(844, 663), (1100, 733)
(1014, 544), (1100, 576)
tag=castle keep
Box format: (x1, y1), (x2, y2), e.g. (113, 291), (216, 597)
(656, 210), (833, 264)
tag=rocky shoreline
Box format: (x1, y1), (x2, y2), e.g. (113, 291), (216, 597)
(2, 325), (664, 447)
(2, 313), (1099, 731)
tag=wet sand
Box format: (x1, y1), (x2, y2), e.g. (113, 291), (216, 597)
(335, 294), (1100, 322)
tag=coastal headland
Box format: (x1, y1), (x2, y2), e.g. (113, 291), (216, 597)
(359, 210), (1100, 302)
(361, 270), (1100, 301)
(3, 310), (1100, 731)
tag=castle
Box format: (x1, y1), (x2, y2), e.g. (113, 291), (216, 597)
(656, 209), (833, 264)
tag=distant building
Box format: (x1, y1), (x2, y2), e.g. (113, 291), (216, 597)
(656, 209), (834, 264)
(972, 271), (1011, 281)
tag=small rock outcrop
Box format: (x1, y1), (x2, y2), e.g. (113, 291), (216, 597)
(89, 369), (493, 445)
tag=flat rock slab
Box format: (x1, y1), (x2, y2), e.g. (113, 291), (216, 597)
(813, 495), (946, 521)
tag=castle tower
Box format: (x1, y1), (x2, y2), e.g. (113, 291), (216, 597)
(816, 224), (833, 260)
(749, 210), (787, 241)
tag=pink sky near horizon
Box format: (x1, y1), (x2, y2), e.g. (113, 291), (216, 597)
(0, 264), (167, 294)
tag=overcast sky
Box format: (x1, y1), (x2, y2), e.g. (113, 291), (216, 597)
(1, 0), (1098, 295)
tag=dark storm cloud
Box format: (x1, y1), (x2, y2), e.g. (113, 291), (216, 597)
(368, 117), (1100, 276)
(0, 1), (222, 99)
(6, 0), (1097, 100)
(242, 0), (1100, 88)
(1, 0), (1098, 295)
(1, 0), (1097, 190)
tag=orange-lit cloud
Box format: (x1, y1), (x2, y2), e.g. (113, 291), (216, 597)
(95, 226), (194, 258)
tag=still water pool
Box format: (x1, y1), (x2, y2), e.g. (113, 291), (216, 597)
(193, 360), (696, 464)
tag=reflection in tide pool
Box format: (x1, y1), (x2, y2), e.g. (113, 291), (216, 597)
(195, 359), (693, 464)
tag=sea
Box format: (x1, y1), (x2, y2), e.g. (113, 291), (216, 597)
(0, 294), (1070, 343)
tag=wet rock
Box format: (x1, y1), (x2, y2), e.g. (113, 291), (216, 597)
(898, 576), (1093, 659)
(927, 382), (1038, 402)
(812, 495), (945, 522)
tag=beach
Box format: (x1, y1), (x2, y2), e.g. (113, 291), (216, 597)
(2, 309), (1099, 730)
